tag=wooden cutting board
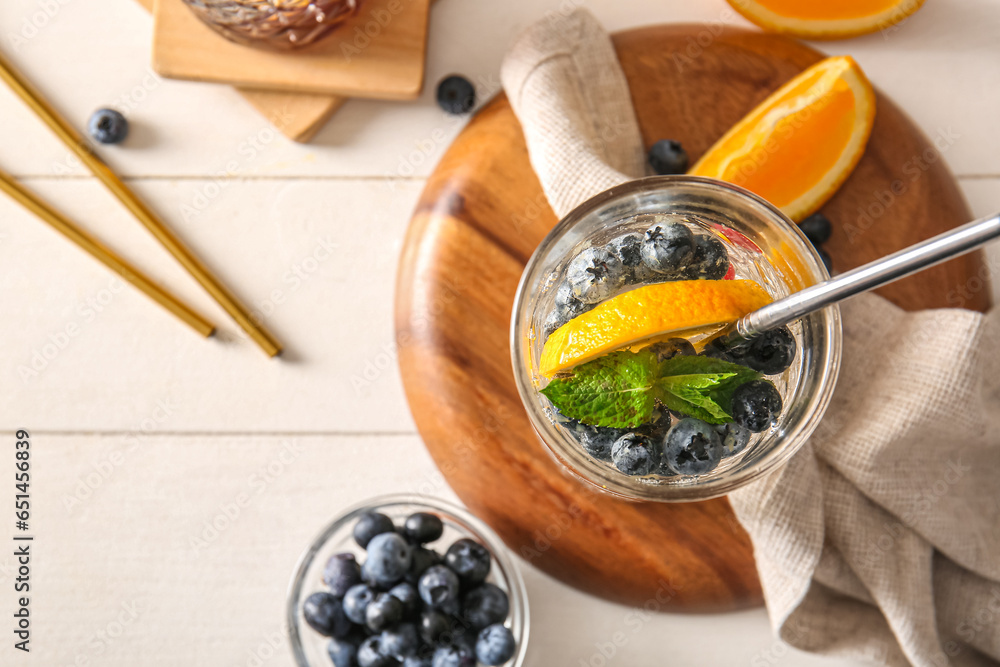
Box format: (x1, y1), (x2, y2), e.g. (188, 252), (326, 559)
(395, 25), (989, 611)
(153, 0), (430, 99)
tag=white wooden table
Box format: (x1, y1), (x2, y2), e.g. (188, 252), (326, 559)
(1, 0), (997, 664)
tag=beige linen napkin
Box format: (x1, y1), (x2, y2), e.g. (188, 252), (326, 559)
(502, 9), (1000, 667)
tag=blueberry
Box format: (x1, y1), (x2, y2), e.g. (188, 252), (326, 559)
(366, 593), (405, 632)
(731, 380), (782, 432)
(366, 533), (413, 587)
(476, 624), (516, 666)
(641, 221), (694, 275)
(418, 565), (460, 609)
(646, 337), (696, 362)
(565, 247), (627, 304)
(799, 213), (832, 246)
(569, 422), (625, 462)
(358, 635), (398, 667)
(648, 139), (689, 175)
(328, 636), (360, 667)
(739, 327), (796, 375)
(444, 539), (491, 586)
(88, 108), (128, 144)
(700, 345), (736, 364)
(420, 609), (453, 645)
(354, 512), (396, 548)
(384, 582), (419, 619)
(716, 422), (752, 456)
(382, 622), (420, 658)
(461, 583), (509, 630)
(685, 233), (730, 280)
(611, 433), (655, 476)
(544, 283), (594, 337)
(607, 233), (654, 284)
(436, 75), (475, 115)
(406, 547), (442, 585)
(404, 512), (444, 544)
(432, 644), (475, 667)
(324, 552), (363, 597)
(664, 418), (723, 475)
(303, 591), (351, 638)
(343, 584), (377, 625)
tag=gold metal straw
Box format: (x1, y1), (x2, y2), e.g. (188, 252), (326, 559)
(0, 169), (215, 337)
(0, 50), (282, 357)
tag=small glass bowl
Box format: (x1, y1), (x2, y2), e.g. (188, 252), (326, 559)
(511, 176), (842, 502)
(287, 494), (530, 667)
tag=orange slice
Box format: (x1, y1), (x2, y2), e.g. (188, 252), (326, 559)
(539, 280), (772, 377)
(689, 55), (875, 222)
(727, 0), (926, 40)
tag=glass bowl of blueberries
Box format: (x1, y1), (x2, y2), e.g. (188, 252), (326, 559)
(511, 176), (841, 502)
(287, 494), (529, 667)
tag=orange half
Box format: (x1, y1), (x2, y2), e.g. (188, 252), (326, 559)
(689, 55), (875, 222)
(727, 0), (926, 40)
(539, 280), (772, 377)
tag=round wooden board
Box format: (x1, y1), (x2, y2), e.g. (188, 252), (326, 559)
(395, 25), (989, 612)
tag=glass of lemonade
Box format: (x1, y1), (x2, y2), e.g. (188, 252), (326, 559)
(511, 176), (842, 502)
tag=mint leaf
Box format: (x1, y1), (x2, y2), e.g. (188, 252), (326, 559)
(540, 350), (659, 428)
(656, 354), (762, 424)
(659, 384), (731, 423)
(540, 347), (763, 428)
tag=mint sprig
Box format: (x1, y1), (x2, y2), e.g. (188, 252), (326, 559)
(540, 348), (761, 427)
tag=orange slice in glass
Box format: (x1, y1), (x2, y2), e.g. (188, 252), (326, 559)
(689, 55), (875, 222)
(727, 0), (926, 40)
(539, 280), (772, 377)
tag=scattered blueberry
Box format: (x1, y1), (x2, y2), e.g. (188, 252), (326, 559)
(358, 635), (397, 667)
(327, 636), (360, 667)
(436, 75), (476, 115)
(418, 565), (461, 609)
(303, 591), (351, 638)
(475, 624), (516, 666)
(641, 221), (694, 275)
(684, 233), (730, 280)
(324, 552), (363, 597)
(461, 583), (509, 630)
(646, 337), (696, 362)
(366, 593), (405, 632)
(366, 533), (413, 587)
(382, 622), (420, 659)
(799, 213), (832, 246)
(565, 247), (626, 304)
(648, 139), (689, 175)
(406, 547), (442, 585)
(343, 584), (377, 625)
(663, 418), (724, 475)
(738, 327), (796, 375)
(432, 643), (475, 667)
(420, 609), (453, 645)
(389, 582), (421, 618)
(444, 539), (491, 586)
(354, 512), (396, 548)
(404, 513), (444, 545)
(731, 380), (783, 432)
(88, 108), (128, 145)
(611, 432), (655, 476)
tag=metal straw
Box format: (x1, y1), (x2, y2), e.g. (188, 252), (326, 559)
(0, 49), (282, 357)
(729, 212), (1000, 343)
(0, 169), (215, 337)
